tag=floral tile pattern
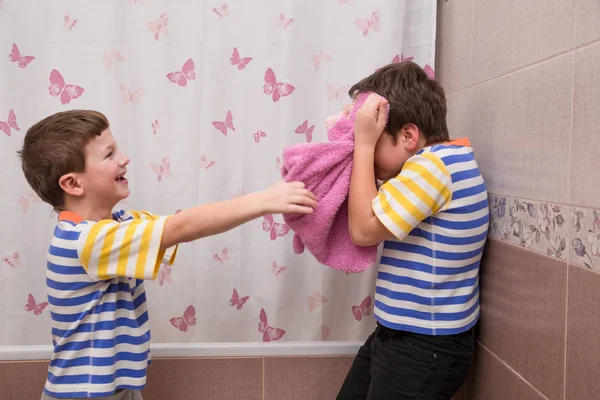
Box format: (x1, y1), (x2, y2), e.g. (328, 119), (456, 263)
(489, 195), (568, 261)
(570, 208), (600, 271)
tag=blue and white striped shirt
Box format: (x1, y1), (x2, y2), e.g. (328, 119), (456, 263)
(43, 210), (176, 398)
(371, 138), (488, 335)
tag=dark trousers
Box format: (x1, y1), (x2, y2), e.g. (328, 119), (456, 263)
(337, 323), (474, 399)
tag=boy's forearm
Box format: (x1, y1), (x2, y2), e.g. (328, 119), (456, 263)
(161, 192), (266, 249)
(348, 144), (379, 245)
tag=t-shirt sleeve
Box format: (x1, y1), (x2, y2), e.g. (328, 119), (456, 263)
(372, 152), (453, 241)
(76, 210), (177, 280)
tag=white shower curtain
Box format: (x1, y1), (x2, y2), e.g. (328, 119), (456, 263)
(0, 0), (436, 345)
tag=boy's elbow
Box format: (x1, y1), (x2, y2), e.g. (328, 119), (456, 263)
(349, 225), (371, 247)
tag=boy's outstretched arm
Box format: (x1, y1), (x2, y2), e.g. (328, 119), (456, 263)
(161, 180), (317, 249)
(349, 95), (394, 247)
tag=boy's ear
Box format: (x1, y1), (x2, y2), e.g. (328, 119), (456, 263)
(59, 173), (84, 197)
(401, 123), (420, 151)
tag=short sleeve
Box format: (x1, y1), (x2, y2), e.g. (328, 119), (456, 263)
(372, 152), (453, 241)
(76, 210), (177, 280)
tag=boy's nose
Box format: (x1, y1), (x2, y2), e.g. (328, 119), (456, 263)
(121, 155), (130, 166)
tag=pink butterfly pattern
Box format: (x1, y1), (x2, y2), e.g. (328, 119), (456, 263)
(147, 12), (170, 41)
(278, 13), (295, 29)
(212, 110), (235, 136)
(354, 10), (380, 37)
(119, 85), (144, 104)
(275, 155), (282, 173)
(352, 296), (372, 321)
(272, 260), (286, 277)
(3, 251), (22, 269)
(424, 64), (435, 79)
(103, 49), (125, 71)
(213, 248), (229, 264)
(258, 308), (286, 342)
(312, 49), (332, 72)
(9, 44), (34, 68)
(0, 109), (19, 136)
(262, 214), (290, 241)
(231, 189), (246, 198)
(327, 84), (349, 102)
(229, 289), (249, 310)
(151, 119), (160, 135)
(230, 47), (252, 70)
(157, 263), (172, 286)
(166, 58), (196, 87)
(64, 13), (78, 31)
(263, 68), (295, 103)
(25, 294), (48, 316)
(18, 191), (41, 213)
(295, 119), (314, 143)
(199, 154), (216, 171)
(149, 157), (172, 182)
(170, 305), (196, 332)
(253, 130), (266, 143)
(321, 324), (331, 341)
(211, 2), (229, 19)
(48, 69), (85, 104)
(307, 290), (328, 313)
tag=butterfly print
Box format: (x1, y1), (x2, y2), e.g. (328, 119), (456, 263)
(354, 10), (380, 37)
(212, 110), (235, 136)
(64, 13), (78, 31)
(147, 12), (170, 40)
(321, 324), (331, 341)
(170, 305), (196, 332)
(0, 0), (4, 10)
(327, 84), (348, 102)
(0, 109), (19, 136)
(272, 260), (286, 277)
(119, 85), (144, 104)
(157, 263), (172, 286)
(166, 58), (196, 87)
(211, 2), (229, 19)
(231, 189), (245, 198)
(103, 49), (125, 71)
(275, 155), (282, 173)
(48, 69), (84, 104)
(278, 13), (295, 28)
(25, 294), (48, 316)
(307, 290), (328, 313)
(213, 248), (229, 264)
(253, 130), (266, 143)
(295, 120), (314, 142)
(3, 251), (22, 268)
(199, 154), (216, 171)
(394, 53), (413, 63)
(338, 0), (357, 5)
(151, 119), (160, 135)
(263, 68), (295, 103)
(258, 308), (286, 342)
(352, 296), (372, 321)
(229, 289), (249, 310)
(149, 157), (172, 181)
(312, 49), (332, 72)
(18, 191), (40, 213)
(230, 47), (252, 70)
(423, 64), (435, 79)
(262, 214), (290, 241)
(9, 44), (34, 68)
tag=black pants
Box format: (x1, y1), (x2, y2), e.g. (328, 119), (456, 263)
(337, 324), (474, 399)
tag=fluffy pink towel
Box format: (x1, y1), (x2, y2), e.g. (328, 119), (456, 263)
(280, 92), (381, 273)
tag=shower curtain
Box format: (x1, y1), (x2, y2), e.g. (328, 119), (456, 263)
(0, 0), (437, 345)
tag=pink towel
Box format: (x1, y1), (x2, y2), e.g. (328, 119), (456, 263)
(280, 92), (380, 273)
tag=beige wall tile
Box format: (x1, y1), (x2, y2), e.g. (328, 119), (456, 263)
(566, 265), (600, 399)
(435, 0), (473, 94)
(466, 344), (547, 400)
(446, 91), (471, 139)
(570, 42), (600, 209)
(469, 54), (573, 202)
(472, 0), (576, 84)
(576, 0), (600, 46)
(478, 240), (567, 399)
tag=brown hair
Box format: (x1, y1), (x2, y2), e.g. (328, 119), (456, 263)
(348, 61), (449, 144)
(17, 110), (109, 211)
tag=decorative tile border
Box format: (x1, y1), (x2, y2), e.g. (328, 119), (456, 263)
(488, 195), (600, 272)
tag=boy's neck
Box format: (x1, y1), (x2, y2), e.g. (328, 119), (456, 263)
(61, 198), (115, 222)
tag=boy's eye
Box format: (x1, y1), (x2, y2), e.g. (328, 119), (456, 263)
(105, 152), (113, 159)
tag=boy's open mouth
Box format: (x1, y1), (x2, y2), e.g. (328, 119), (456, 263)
(115, 172), (127, 182)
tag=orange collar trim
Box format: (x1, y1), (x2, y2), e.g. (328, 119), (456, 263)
(58, 211), (84, 223)
(444, 137), (471, 147)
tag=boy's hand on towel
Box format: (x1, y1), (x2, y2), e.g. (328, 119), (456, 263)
(261, 181), (318, 215)
(354, 94), (388, 148)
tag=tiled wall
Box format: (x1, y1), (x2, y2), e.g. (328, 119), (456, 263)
(436, 0), (600, 399)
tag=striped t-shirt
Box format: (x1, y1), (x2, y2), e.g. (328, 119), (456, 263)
(372, 138), (488, 336)
(44, 210), (177, 398)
